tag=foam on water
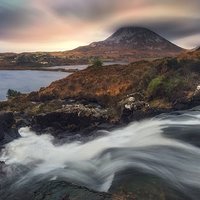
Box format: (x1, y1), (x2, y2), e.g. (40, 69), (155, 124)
(1, 109), (200, 199)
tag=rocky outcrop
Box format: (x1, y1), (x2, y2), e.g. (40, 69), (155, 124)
(0, 112), (19, 144)
(118, 93), (151, 122)
(31, 103), (112, 135)
(0, 99), (117, 139)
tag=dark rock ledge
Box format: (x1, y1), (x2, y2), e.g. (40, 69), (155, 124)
(0, 111), (20, 146)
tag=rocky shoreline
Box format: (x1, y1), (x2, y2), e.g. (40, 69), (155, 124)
(1, 87), (199, 145)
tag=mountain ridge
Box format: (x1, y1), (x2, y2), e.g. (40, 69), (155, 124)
(66, 26), (184, 62)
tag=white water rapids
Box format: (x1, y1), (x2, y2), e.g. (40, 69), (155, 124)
(1, 108), (200, 199)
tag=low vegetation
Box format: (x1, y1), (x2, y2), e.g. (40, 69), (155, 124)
(7, 89), (22, 99)
(90, 57), (103, 68)
(147, 75), (185, 100)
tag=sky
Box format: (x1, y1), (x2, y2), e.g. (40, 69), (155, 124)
(0, 0), (200, 52)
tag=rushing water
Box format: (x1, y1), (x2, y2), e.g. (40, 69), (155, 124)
(0, 70), (69, 100)
(1, 108), (200, 199)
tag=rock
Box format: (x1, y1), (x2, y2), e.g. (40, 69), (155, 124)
(119, 93), (150, 122)
(34, 181), (111, 200)
(119, 93), (148, 110)
(0, 112), (19, 144)
(0, 180), (112, 200)
(0, 112), (15, 141)
(110, 170), (189, 200)
(173, 85), (200, 110)
(31, 103), (111, 135)
(194, 85), (200, 97)
(0, 161), (6, 178)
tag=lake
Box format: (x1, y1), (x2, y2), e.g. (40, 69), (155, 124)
(0, 70), (69, 100)
(43, 62), (128, 70)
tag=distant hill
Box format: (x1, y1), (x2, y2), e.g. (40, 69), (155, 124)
(65, 26), (184, 62)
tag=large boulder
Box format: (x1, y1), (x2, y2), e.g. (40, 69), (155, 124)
(0, 112), (15, 140)
(0, 112), (19, 144)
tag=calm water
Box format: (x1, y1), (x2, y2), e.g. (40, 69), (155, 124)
(0, 70), (69, 100)
(46, 64), (88, 70)
(44, 62), (128, 70)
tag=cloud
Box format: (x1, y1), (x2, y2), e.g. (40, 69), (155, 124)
(46, 0), (140, 21)
(148, 18), (200, 40)
(47, 0), (200, 22)
(0, 0), (200, 51)
(113, 17), (200, 40)
(0, 2), (42, 39)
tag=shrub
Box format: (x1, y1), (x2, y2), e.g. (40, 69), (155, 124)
(147, 75), (185, 100)
(147, 76), (164, 97)
(7, 89), (22, 99)
(90, 57), (103, 68)
(163, 76), (183, 97)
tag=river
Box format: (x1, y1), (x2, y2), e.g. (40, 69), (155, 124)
(0, 107), (200, 199)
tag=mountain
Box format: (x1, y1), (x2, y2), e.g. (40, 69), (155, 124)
(190, 46), (200, 52)
(65, 26), (184, 62)
(91, 27), (181, 51)
(195, 46), (200, 51)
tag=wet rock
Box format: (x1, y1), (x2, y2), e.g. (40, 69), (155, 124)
(0, 112), (19, 144)
(34, 181), (111, 200)
(14, 112), (32, 128)
(0, 112), (15, 140)
(110, 170), (189, 200)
